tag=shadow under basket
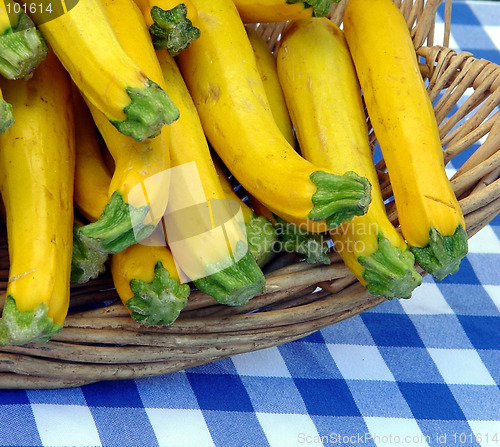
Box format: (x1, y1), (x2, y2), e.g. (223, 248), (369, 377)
(0, 0), (499, 389)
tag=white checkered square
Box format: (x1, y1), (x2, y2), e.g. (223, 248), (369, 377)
(400, 282), (455, 315)
(31, 404), (101, 447)
(468, 421), (500, 447)
(428, 348), (495, 385)
(146, 408), (214, 447)
(484, 285), (500, 312)
(232, 346), (291, 377)
(256, 412), (320, 447)
(326, 344), (394, 381)
(363, 417), (430, 447)
(483, 25), (500, 51)
(467, 225), (500, 254)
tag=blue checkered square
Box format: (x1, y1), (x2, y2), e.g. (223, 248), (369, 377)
(378, 347), (444, 383)
(297, 331), (326, 344)
(398, 383), (466, 420)
(417, 420), (481, 447)
(446, 142), (481, 172)
(449, 384), (500, 421)
(312, 416), (375, 447)
(437, 284), (499, 316)
(0, 6), (497, 447)
(364, 297), (406, 314)
(493, 225), (500, 240)
(240, 376), (307, 414)
(0, 404), (42, 447)
(408, 315), (474, 349)
(187, 357), (238, 375)
(458, 315), (500, 350)
(88, 406), (158, 447)
(448, 2), (482, 25)
(136, 372), (200, 410)
(467, 254), (500, 286)
(203, 410), (269, 447)
(82, 380), (144, 408)
(438, 257), (481, 285)
(477, 350), (500, 384)
(186, 373), (254, 412)
(346, 380), (414, 418)
(0, 390), (29, 405)
(294, 378), (361, 417)
(360, 313), (425, 347)
(278, 341), (344, 379)
(26, 388), (87, 405)
(320, 315), (376, 346)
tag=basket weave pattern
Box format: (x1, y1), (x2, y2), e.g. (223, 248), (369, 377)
(0, 0), (499, 389)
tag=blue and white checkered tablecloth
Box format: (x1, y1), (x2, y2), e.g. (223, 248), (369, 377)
(1, 2), (499, 446)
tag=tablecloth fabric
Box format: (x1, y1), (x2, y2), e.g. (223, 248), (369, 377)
(0, 2), (499, 446)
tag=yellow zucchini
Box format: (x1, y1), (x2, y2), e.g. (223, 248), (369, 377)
(0, 0), (48, 80)
(0, 51), (75, 345)
(277, 18), (422, 297)
(176, 0), (371, 234)
(110, 241), (190, 326)
(246, 26), (295, 148)
(71, 87), (111, 284)
(72, 79), (190, 321)
(73, 87), (111, 224)
(133, 0), (200, 56)
(156, 48), (266, 305)
(233, 0), (338, 23)
(73, 0), (172, 271)
(19, 0), (179, 141)
(344, 0), (468, 281)
(245, 24), (329, 264)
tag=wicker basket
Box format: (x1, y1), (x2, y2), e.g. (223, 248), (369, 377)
(0, 0), (499, 389)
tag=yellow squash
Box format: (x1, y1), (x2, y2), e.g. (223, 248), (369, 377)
(277, 18), (422, 297)
(111, 241), (190, 326)
(156, 47), (266, 305)
(19, 0), (178, 141)
(176, 0), (371, 234)
(73, 87), (111, 224)
(241, 28), (331, 265)
(72, 83), (190, 321)
(233, 0), (338, 23)
(133, 0), (200, 55)
(74, 0), (173, 268)
(0, 0), (48, 80)
(71, 87), (111, 284)
(344, 0), (468, 281)
(246, 26), (295, 148)
(0, 51), (75, 345)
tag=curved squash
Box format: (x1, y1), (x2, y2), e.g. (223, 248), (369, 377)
(0, 52), (75, 345)
(176, 0), (372, 233)
(344, 0), (468, 281)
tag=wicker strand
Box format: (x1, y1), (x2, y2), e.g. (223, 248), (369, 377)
(453, 116), (500, 177)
